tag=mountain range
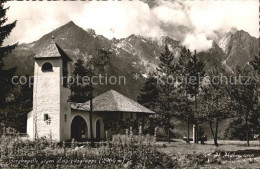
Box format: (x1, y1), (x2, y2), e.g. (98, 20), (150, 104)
(4, 21), (259, 100)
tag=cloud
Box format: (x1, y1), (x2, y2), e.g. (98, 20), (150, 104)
(4, 1), (86, 44)
(70, 1), (164, 39)
(4, 0), (258, 52)
(152, 5), (190, 27)
(186, 0), (259, 36)
(183, 33), (213, 52)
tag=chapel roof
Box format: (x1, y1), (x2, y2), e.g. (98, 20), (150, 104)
(71, 90), (155, 114)
(34, 37), (72, 61)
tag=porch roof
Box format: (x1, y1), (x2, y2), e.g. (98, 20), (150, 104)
(71, 90), (155, 114)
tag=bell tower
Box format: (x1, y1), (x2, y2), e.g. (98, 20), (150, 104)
(27, 37), (72, 141)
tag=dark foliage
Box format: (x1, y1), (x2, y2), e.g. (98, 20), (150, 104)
(250, 55), (260, 75)
(137, 73), (159, 111)
(0, 1), (18, 125)
(3, 76), (33, 132)
(227, 66), (259, 145)
(224, 118), (254, 140)
(68, 59), (91, 103)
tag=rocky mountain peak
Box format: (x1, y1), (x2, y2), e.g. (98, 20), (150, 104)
(86, 28), (96, 36)
(234, 30), (252, 39)
(217, 29), (258, 70)
(159, 36), (179, 47)
(63, 20), (76, 27)
(218, 29), (257, 54)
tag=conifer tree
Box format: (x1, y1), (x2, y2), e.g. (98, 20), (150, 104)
(156, 45), (178, 143)
(137, 72), (159, 111)
(176, 47), (205, 143)
(69, 59), (90, 103)
(137, 72), (159, 134)
(187, 50), (205, 143)
(175, 47), (194, 143)
(0, 1), (18, 124)
(188, 50), (205, 115)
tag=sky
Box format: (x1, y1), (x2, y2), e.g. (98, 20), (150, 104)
(4, 0), (259, 52)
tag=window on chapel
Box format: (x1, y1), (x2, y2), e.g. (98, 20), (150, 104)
(42, 62), (53, 72)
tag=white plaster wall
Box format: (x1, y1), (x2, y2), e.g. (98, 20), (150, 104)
(26, 111), (33, 140)
(60, 87), (71, 141)
(32, 59), (62, 141)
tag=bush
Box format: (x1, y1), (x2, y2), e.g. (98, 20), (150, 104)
(224, 118), (253, 140)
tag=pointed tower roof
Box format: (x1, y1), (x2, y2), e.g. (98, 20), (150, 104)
(34, 37), (72, 61)
(71, 90), (155, 114)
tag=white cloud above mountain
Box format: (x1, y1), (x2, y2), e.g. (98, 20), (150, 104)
(4, 0), (258, 52)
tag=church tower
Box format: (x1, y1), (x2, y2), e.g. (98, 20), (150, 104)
(27, 37), (72, 141)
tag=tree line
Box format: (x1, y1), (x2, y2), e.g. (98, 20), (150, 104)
(138, 46), (260, 146)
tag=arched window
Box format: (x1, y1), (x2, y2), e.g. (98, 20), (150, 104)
(42, 62), (53, 72)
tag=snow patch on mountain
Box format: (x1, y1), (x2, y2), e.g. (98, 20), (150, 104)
(115, 40), (136, 54)
(218, 33), (232, 54)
